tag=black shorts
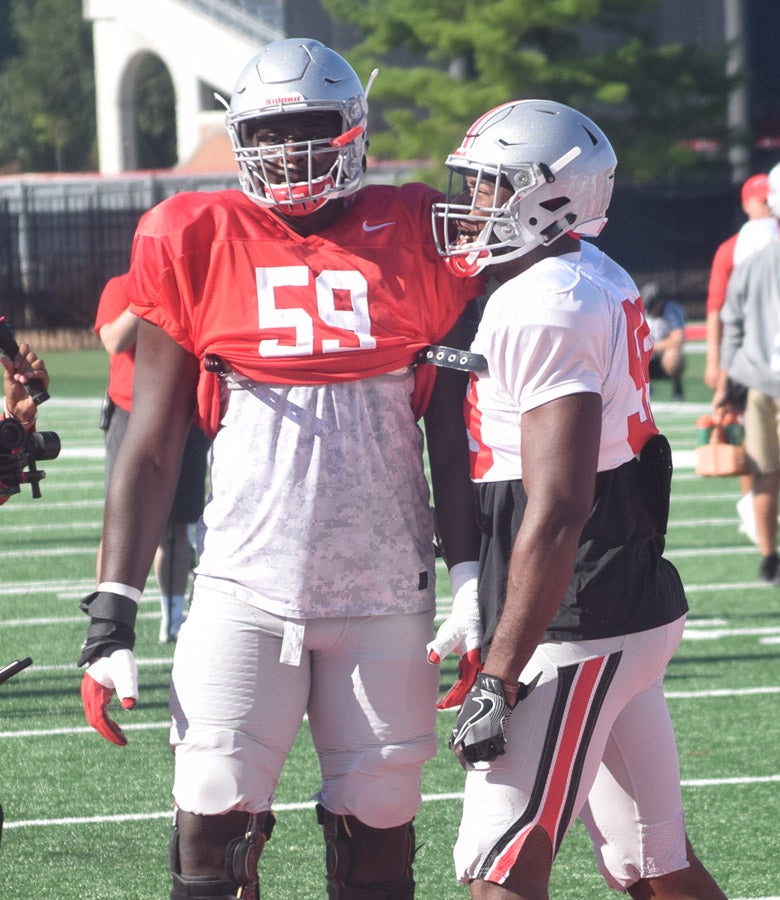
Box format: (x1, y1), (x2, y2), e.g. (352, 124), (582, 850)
(724, 377), (748, 413)
(648, 354), (666, 380)
(104, 406), (209, 524)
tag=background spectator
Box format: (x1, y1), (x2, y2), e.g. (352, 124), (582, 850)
(643, 281), (686, 400)
(717, 161), (780, 583)
(705, 173), (777, 391)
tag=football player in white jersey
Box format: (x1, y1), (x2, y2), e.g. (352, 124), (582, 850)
(76, 40), (483, 899)
(432, 100), (727, 899)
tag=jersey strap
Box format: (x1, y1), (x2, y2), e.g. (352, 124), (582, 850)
(416, 345), (488, 373)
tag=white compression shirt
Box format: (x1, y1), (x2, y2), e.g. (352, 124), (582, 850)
(195, 367), (437, 619)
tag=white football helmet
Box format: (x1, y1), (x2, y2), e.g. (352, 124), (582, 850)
(226, 39), (372, 215)
(432, 100), (617, 275)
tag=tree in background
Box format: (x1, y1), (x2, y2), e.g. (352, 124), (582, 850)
(322, 0), (733, 185)
(0, 0), (740, 180)
(0, 0), (18, 62)
(0, 0), (96, 172)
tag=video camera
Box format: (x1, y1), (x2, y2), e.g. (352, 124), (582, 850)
(0, 415), (60, 499)
(0, 317), (60, 499)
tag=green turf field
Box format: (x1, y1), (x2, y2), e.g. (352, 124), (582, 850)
(0, 345), (778, 898)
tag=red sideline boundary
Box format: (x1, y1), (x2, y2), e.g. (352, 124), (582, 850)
(686, 322), (706, 341)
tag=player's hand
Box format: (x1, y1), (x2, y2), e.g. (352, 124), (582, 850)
(448, 672), (514, 769)
(81, 649), (138, 746)
(427, 561), (482, 708)
(432, 648), (482, 710)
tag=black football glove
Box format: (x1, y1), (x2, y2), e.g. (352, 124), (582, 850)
(449, 670), (541, 770)
(449, 672), (513, 769)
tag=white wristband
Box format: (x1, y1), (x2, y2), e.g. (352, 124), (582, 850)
(97, 582), (142, 604)
(448, 560), (480, 596)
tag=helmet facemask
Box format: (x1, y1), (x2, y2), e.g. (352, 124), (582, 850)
(432, 100), (617, 276)
(433, 162), (555, 274)
(224, 39), (374, 217)
(230, 109), (365, 216)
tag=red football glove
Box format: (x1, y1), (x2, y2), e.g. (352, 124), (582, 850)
(432, 647), (483, 710)
(427, 561), (483, 709)
(81, 649), (138, 746)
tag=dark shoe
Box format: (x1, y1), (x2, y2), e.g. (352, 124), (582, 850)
(759, 552), (779, 582)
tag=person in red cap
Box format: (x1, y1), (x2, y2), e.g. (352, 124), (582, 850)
(705, 173), (778, 544)
(716, 161), (780, 584)
(705, 173), (777, 390)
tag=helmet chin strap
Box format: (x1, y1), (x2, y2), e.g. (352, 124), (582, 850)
(444, 249), (491, 278)
(265, 178), (335, 216)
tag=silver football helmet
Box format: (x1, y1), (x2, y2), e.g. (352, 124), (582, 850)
(432, 100), (617, 275)
(226, 39), (372, 215)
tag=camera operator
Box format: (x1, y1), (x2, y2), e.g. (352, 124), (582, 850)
(0, 333), (49, 847)
(0, 336), (50, 506)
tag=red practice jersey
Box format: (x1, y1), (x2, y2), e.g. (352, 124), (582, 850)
(124, 183), (482, 436)
(94, 274), (134, 412)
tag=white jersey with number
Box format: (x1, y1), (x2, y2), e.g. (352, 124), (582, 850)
(466, 241), (658, 482)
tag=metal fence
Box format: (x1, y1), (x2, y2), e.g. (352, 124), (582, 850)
(597, 181), (741, 314)
(0, 172), (238, 331)
(0, 171), (744, 335)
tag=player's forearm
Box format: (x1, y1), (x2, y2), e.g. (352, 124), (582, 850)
(100, 460), (180, 589)
(484, 394), (599, 684)
(483, 528), (578, 684)
(101, 318), (200, 588)
(424, 366), (480, 566)
(431, 473), (481, 568)
(99, 310), (139, 355)
(99, 405), (190, 589)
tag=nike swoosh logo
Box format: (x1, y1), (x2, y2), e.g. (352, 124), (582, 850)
(470, 697), (494, 723)
(451, 697), (494, 745)
(362, 220), (396, 232)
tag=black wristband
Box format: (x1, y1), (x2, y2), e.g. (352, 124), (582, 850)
(77, 591), (138, 667)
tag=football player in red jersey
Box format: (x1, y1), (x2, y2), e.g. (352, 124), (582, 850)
(77, 39), (483, 899)
(433, 101), (726, 899)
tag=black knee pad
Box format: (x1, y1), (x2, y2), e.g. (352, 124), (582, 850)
(170, 871), (244, 899)
(224, 811), (274, 887)
(170, 811), (275, 900)
(316, 804), (415, 899)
